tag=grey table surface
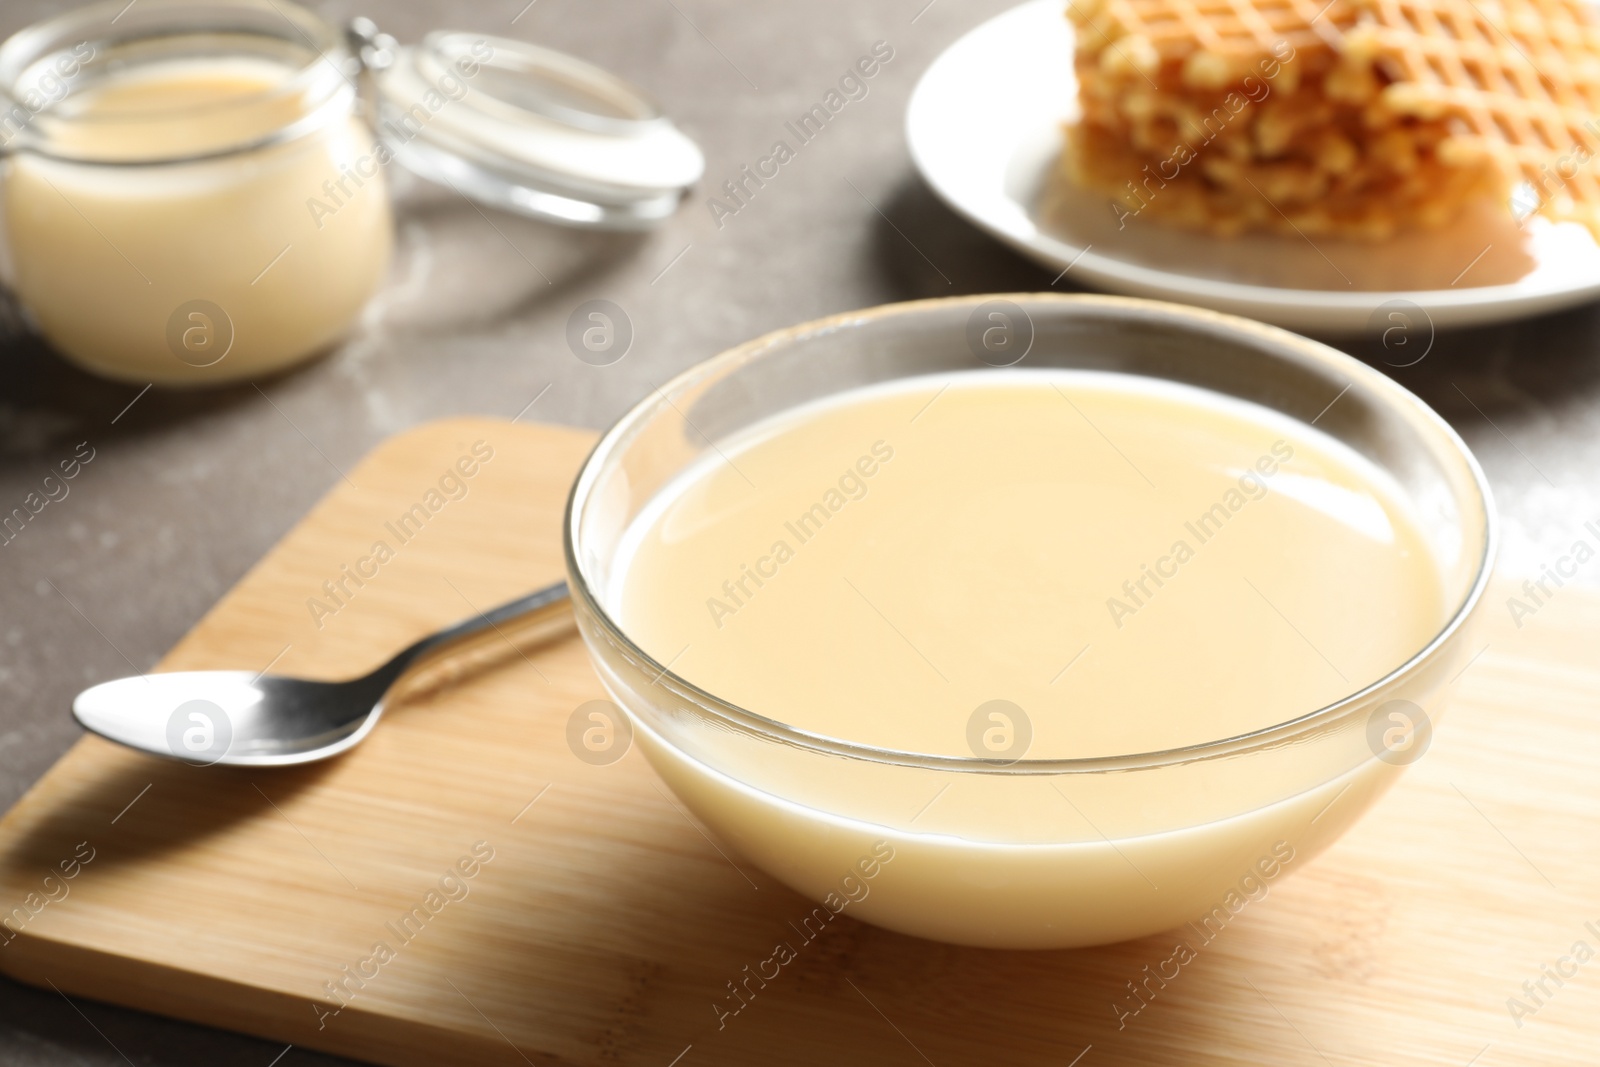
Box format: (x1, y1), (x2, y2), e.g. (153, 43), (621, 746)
(0, 0), (1597, 1063)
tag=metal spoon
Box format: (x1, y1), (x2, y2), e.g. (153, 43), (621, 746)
(72, 581), (574, 767)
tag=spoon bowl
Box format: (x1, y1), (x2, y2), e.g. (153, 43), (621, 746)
(72, 581), (572, 766)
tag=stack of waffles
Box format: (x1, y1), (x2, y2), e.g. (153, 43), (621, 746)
(1064, 0), (1600, 240)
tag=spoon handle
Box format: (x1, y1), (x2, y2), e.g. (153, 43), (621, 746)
(377, 580), (575, 696)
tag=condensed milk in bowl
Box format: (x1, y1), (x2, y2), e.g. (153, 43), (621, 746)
(0, 0), (702, 385)
(565, 294), (1496, 949)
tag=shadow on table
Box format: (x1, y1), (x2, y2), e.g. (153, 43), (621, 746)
(0, 746), (329, 879)
(0, 974), (367, 1067)
(0, 194), (644, 457)
(0, 752), (355, 1065)
(862, 174), (1072, 299)
(1337, 301), (1600, 443)
(383, 186), (649, 335)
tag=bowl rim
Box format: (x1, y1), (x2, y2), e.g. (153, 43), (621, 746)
(564, 292), (1498, 775)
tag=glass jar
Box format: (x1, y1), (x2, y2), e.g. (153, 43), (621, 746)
(0, 0), (702, 386)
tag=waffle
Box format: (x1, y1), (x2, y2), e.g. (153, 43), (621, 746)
(1345, 0), (1600, 235)
(1061, 0), (1597, 239)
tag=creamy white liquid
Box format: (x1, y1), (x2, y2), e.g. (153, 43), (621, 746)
(615, 371), (1443, 758)
(5, 57), (391, 384)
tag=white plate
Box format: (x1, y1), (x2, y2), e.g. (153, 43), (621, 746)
(905, 0), (1600, 333)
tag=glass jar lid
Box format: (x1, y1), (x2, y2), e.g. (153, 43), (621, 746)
(357, 23), (704, 230)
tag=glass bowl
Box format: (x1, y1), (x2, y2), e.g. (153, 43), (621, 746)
(563, 293), (1496, 949)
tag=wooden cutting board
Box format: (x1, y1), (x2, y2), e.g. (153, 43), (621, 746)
(0, 417), (1596, 1067)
